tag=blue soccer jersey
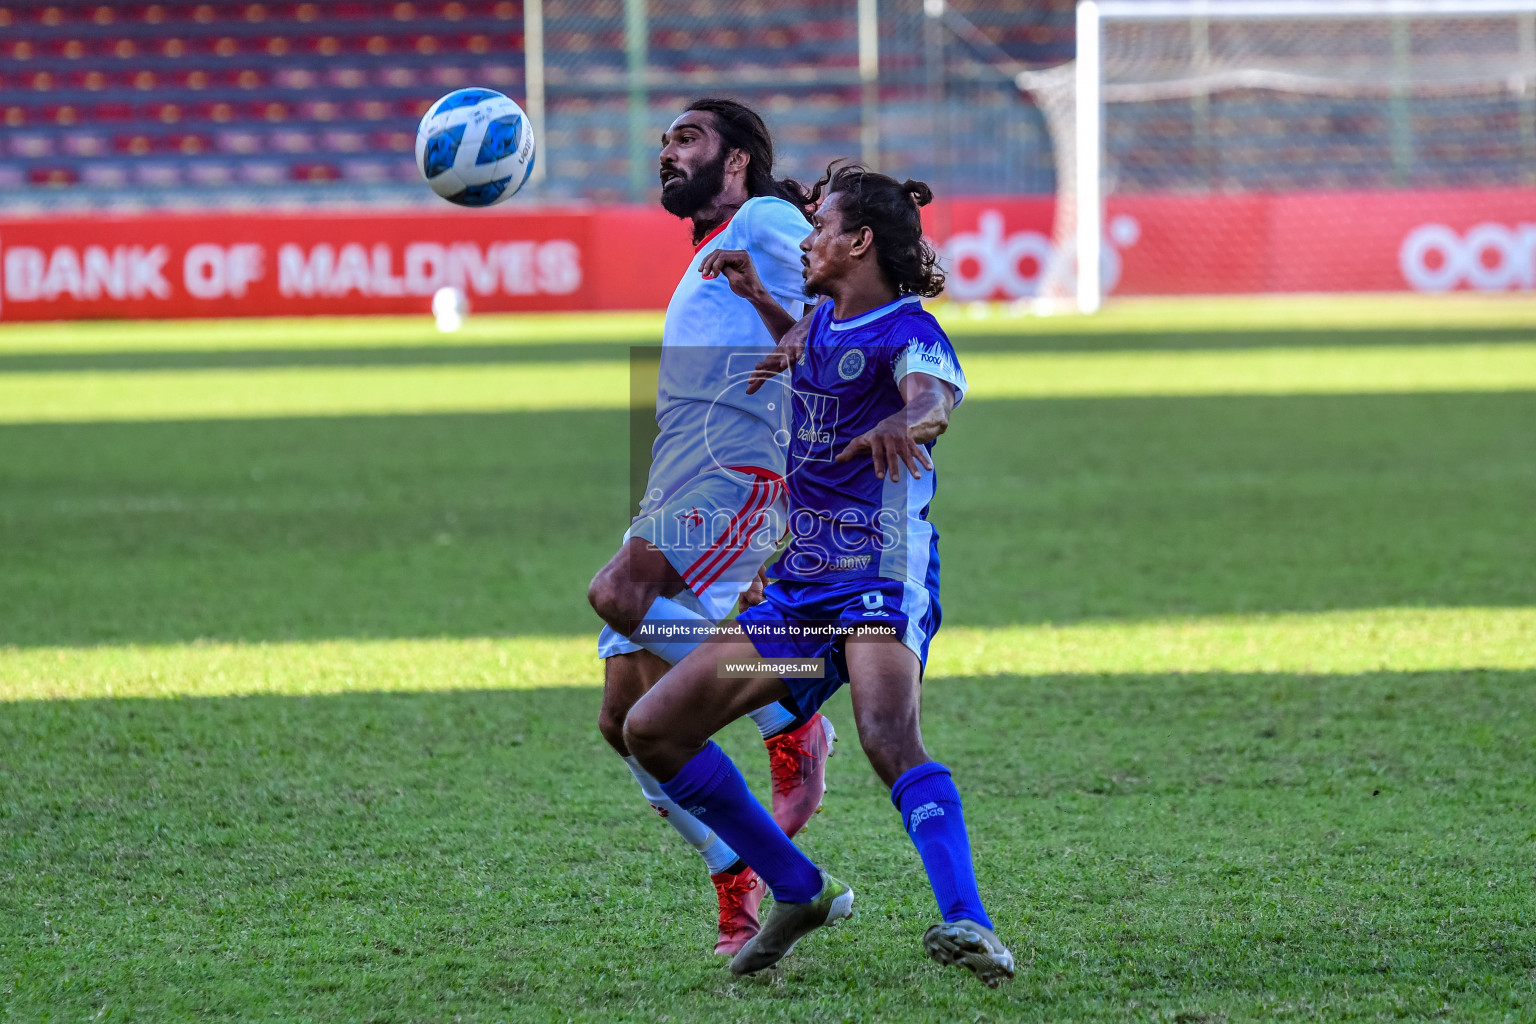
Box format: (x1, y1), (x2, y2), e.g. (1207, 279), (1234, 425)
(772, 294), (967, 587)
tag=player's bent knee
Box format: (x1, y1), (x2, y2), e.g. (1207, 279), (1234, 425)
(596, 703), (630, 754)
(620, 707), (662, 762)
(587, 565), (656, 634)
(587, 571), (628, 630)
(856, 720), (928, 787)
(586, 569), (617, 618)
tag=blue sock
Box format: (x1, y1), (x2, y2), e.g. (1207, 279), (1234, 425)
(892, 762), (993, 929)
(660, 741), (824, 903)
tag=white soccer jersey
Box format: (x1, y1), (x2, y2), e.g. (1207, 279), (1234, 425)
(646, 194), (811, 498)
(597, 195), (810, 661)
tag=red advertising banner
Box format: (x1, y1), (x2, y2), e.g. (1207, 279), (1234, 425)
(3, 187), (1535, 320)
(928, 187), (1536, 301)
(0, 207), (696, 321)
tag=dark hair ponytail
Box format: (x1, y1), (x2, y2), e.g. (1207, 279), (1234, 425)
(902, 178), (934, 208)
(685, 97), (812, 219)
(809, 162), (945, 297)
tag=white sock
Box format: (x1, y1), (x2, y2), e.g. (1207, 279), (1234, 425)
(747, 702), (797, 739)
(623, 755), (740, 874)
(631, 594), (714, 665)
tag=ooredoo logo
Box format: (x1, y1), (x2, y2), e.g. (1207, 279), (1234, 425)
(1400, 222), (1536, 292)
(941, 210), (1139, 301)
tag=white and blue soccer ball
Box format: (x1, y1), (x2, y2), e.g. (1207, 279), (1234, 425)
(415, 88), (536, 207)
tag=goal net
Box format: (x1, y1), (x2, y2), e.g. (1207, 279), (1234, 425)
(1021, 0), (1536, 312)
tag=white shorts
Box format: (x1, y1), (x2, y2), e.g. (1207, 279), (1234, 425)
(597, 465), (787, 660)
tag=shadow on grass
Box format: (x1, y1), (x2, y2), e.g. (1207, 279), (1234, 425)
(1, 391), (1533, 646)
(4, 323), (1533, 373)
(0, 341), (639, 373)
(1, 672), (1532, 1022)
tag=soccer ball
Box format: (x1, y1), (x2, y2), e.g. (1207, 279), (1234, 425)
(415, 88), (537, 207)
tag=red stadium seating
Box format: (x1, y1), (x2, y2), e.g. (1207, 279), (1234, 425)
(1, 0), (1072, 201)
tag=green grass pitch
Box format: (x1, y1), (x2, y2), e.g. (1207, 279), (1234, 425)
(1, 295), (1534, 1022)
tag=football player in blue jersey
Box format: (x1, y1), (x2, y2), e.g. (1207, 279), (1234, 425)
(624, 163), (1014, 986)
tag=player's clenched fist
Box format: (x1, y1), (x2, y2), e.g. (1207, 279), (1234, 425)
(700, 248), (769, 301)
(736, 566), (769, 613)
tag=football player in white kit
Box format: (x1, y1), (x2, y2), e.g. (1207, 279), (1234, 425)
(585, 99), (836, 956)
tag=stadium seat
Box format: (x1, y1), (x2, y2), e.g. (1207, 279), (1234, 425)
(30, 166), (80, 185)
(188, 162), (238, 186)
(370, 129), (414, 153)
(9, 133), (53, 158)
(113, 132), (155, 156)
(80, 163), (128, 186)
(289, 161), (341, 181)
(323, 129), (367, 152)
(340, 159), (393, 182)
(216, 130), (263, 153)
(271, 129), (316, 152)
(92, 102), (134, 123)
(62, 133), (110, 158)
(201, 101), (240, 122)
(240, 161), (286, 184)
(134, 162), (183, 186)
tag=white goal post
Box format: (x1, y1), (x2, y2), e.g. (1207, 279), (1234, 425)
(1066, 0), (1536, 313)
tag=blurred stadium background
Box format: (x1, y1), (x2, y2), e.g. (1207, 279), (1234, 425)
(5, 0), (1536, 318)
(2, 0), (1074, 207)
(5, 0), (1535, 203)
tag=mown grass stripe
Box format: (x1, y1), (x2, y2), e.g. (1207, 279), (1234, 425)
(4, 294), (1536, 355)
(963, 343), (1536, 399)
(4, 607), (1530, 702)
(1, 344), (1534, 423)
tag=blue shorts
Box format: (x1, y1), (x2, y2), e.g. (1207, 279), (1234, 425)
(736, 577), (942, 720)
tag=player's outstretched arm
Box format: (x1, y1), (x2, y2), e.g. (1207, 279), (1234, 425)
(696, 248), (821, 392)
(746, 310), (815, 394)
(834, 372), (957, 483)
(699, 248), (798, 342)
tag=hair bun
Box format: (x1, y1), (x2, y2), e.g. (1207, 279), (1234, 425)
(901, 178), (934, 208)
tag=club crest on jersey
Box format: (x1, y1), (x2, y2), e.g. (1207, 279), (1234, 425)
(837, 348), (866, 380)
(674, 507), (705, 531)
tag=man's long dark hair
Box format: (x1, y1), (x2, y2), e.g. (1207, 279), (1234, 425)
(685, 97), (812, 219)
(810, 161), (946, 297)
